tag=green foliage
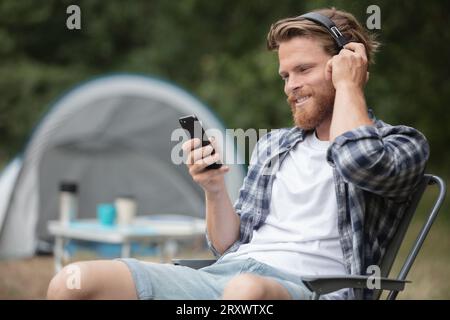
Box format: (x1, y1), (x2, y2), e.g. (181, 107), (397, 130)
(0, 0), (449, 176)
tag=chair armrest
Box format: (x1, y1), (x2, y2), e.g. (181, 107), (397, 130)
(172, 259), (217, 269)
(301, 275), (410, 296)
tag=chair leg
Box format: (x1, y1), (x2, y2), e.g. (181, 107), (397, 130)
(311, 292), (321, 300)
(386, 289), (399, 300)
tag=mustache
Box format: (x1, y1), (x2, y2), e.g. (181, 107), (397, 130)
(287, 90), (311, 105)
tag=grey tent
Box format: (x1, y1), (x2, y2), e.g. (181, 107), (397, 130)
(0, 74), (246, 258)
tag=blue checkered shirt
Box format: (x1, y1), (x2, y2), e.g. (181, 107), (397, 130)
(207, 111), (429, 299)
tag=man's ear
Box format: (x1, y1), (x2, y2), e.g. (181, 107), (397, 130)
(366, 71), (370, 83)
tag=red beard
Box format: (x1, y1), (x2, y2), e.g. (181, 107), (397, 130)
(287, 89), (335, 130)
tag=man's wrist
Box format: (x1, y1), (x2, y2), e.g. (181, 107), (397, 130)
(334, 81), (363, 93)
(205, 183), (227, 200)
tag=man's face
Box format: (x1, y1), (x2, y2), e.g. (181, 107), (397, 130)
(278, 37), (335, 130)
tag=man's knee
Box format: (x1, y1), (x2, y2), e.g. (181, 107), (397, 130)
(47, 260), (138, 300)
(222, 273), (269, 300)
(47, 262), (90, 300)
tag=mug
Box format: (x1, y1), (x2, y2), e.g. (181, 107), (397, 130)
(97, 203), (116, 226)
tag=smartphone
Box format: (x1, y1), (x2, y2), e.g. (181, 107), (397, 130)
(179, 115), (222, 170)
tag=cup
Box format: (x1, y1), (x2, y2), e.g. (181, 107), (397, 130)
(115, 196), (137, 226)
(97, 203), (116, 226)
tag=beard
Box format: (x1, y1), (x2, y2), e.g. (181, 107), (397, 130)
(287, 86), (335, 130)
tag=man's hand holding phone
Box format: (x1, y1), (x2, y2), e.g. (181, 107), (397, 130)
(181, 137), (230, 194)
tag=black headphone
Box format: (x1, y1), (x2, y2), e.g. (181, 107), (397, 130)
(298, 12), (349, 50)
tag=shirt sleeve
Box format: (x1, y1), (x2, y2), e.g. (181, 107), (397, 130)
(326, 123), (430, 201)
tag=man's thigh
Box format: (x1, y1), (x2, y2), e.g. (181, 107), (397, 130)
(118, 257), (312, 300)
(118, 258), (233, 300)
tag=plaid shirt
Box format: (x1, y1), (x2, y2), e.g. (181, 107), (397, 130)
(207, 111), (429, 299)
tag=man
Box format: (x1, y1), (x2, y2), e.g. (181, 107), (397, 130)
(47, 8), (429, 300)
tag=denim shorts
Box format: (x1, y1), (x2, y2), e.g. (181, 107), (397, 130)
(118, 257), (313, 300)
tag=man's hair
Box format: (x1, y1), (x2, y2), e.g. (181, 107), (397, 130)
(267, 7), (380, 65)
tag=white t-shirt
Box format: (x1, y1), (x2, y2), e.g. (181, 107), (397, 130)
(223, 131), (347, 299)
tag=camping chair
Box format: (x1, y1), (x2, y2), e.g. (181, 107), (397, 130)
(173, 174), (446, 300)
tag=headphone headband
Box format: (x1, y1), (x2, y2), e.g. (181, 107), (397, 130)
(299, 12), (349, 49)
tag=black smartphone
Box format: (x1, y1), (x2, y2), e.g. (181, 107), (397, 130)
(179, 115), (222, 170)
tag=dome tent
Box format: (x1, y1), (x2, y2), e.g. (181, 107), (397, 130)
(0, 74), (246, 258)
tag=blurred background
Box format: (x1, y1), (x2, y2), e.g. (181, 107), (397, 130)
(0, 0), (448, 299)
